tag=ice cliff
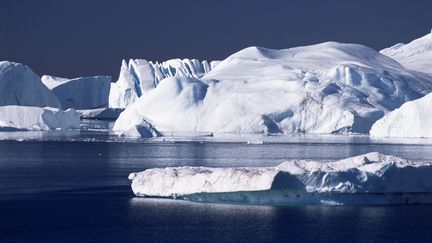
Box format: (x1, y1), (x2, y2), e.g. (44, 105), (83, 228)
(42, 75), (111, 110)
(370, 93), (432, 138)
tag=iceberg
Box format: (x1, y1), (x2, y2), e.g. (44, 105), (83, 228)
(0, 106), (80, 131)
(42, 75), (111, 110)
(129, 152), (432, 205)
(115, 42), (432, 136)
(381, 32), (432, 75)
(370, 93), (432, 138)
(0, 61), (61, 108)
(109, 58), (216, 108)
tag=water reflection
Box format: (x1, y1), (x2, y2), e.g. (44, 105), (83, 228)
(126, 198), (432, 242)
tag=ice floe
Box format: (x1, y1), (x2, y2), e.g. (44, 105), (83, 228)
(129, 152), (432, 205)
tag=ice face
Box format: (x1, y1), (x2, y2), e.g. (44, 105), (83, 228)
(114, 115), (161, 138)
(109, 58), (216, 108)
(0, 61), (62, 108)
(0, 105), (80, 131)
(370, 93), (432, 138)
(42, 75), (111, 110)
(129, 152), (432, 205)
(114, 42), (432, 137)
(113, 76), (208, 134)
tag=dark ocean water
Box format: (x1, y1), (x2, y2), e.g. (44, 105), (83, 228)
(1, 135), (432, 242)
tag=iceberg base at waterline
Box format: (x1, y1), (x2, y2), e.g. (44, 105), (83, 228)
(129, 152), (432, 205)
(177, 190), (432, 206)
(78, 107), (124, 120)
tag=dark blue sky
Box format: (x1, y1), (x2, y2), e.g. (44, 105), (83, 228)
(1, 0), (431, 79)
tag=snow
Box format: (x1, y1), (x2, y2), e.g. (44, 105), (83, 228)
(115, 42), (432, 136)
(0, 106), (80, 131)
(128, 167), (291, 197)
(42, 75), (111, 110)
(109, 58), (217, 108)
(381, 32), (432, 74)
(370, 93), (432, 138)
(78, 108), (124, 120)
(0, 61), (61, 108)
(129, 152), (432, 205)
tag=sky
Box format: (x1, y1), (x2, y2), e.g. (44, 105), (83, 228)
(1, 0), (431, 79)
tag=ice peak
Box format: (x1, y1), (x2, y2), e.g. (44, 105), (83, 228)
(380, 31), (432, 74)
(109, 57), (218, 108)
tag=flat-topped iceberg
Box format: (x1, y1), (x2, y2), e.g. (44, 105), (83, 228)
(42, 75), (111, 110)
(109, 58), (217, 108)
(370, 93), (432, 138)
(0, 106), (80, 131)
(129, 152), (432, 205)
(115, 42), (432, 136)
(0, 61), (61, 108)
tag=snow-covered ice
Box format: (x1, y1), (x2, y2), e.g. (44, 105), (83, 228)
(128, 166), (290, 197)
(42, 75), (111, 110)
(0, 106), (80, 131)
(129, 152), (432, 205)
(0, 61), (61, 108)
(115, 42), (432, 136)
(370, 93), (432, 138)
(109, 58), (216, 108)
(381, 31), (432, 75)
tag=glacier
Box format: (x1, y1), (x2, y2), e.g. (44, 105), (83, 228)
(0, 61), (61, 108)
(0, 106), (80, 131)
(42, 75), (111, 110)
(381, 31), (432, 75)
(129, 152), (432, 205)
(370, 93), (432, 138)
(115, 42), (432, 136)
(109, 58), (217, 108)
